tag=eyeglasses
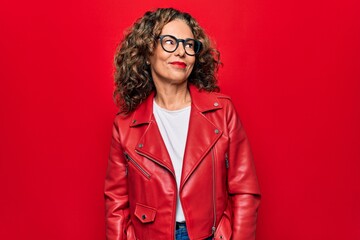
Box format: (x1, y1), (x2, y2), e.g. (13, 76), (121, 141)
(158, 35), (202, 56)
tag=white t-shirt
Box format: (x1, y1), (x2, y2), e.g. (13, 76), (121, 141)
(153, 100), (191, 222)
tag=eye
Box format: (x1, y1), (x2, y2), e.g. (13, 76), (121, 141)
(163, 36), (176, 45)
(165, 39), (174, 45)
(185, 40), (195, 49)
(185, 43), (194, 49)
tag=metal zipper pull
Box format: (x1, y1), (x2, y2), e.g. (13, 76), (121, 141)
(124, 152), (131, 161)
(225, 153), (229, 169)
(124, 153), (129, 176)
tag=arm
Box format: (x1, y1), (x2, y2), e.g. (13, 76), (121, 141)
(104, 120), (133, 240)
(226, 102), (261, 240)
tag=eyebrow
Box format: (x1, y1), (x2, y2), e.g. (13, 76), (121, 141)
(160, 34), (195, 39)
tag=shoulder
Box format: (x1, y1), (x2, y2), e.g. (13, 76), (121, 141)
(113, 112), (134, 129)
(210, 91), (235, 109)
(208, 91), (240, 120)
(212, 91), (232, 101)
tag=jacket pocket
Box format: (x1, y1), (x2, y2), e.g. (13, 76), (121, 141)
(134, 203), (157, 224)
(213, 209), (232, 240)
(124, 152), (151, 180)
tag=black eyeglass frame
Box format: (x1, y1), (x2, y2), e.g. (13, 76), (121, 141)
(158, 35), (202, 56)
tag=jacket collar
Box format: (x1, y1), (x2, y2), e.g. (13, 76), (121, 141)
(129, 91), (155, 127)
(130, 84), (222, 127)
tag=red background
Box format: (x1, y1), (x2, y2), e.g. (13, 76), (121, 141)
(1, 0), (359, 239)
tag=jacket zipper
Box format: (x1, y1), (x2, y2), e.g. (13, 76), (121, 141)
(135, 150), (177, 240)
(134, 150), (176, 177)
(211, 147), (217, 234)
(124, 152), (151, 179)
(225, 153), (229, 169)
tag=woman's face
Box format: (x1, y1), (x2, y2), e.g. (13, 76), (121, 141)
(149, 19), (196, 87)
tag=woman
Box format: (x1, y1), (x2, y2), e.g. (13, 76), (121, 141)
(105, 8), (261, 240)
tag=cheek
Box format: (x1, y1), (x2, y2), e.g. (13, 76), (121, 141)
(155, 45), (171, 60)
(187, 60), (196, 72)
(151, 53), (170, 67)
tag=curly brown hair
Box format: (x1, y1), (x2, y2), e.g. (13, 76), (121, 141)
(114, 8), (221, 114)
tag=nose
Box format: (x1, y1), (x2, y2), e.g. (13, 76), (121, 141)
(174, 42), (186, 57)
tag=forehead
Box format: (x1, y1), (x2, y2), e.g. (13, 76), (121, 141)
(160, 19), (194, 39)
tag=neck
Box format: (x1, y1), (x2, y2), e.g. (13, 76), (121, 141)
(154, 83), (191, 110)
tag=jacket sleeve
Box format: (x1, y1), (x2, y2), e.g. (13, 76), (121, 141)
(226, 101), (261, 240)
(104, 120), (134, 240)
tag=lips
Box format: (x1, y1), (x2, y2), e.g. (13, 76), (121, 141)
(170, 61), (187, 69)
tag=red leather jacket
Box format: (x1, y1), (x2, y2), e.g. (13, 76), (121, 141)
(105, 84), (261, 240)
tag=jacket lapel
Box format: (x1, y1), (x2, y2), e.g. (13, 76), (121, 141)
(180, 85), (223, 189)
(131, 92), (175, 175)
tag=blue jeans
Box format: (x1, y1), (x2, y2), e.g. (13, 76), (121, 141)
(175, 223), (213, 240)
